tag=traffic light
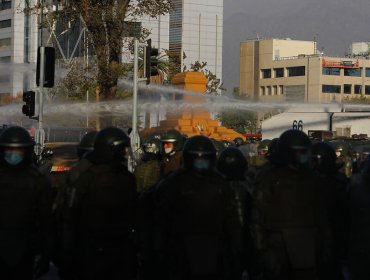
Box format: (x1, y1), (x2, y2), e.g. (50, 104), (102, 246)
(145, 39), (159, 84)
(22, 91), (35, 117)
(36, 46), (55, 88)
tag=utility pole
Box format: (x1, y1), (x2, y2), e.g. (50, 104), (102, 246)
(129, 38), (148, 172)
(35, 47), (46, 159)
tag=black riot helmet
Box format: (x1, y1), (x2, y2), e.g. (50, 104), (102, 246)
(161, 129), (183, 152)
(0, 126), (35, 167)
(0, 126), (35, 148)
(183, 136), (217, 172)
(93, 127), (130, 162)
(278, 130), (312, 167)
(258, 139), (272, 156)
(77, 131), (97, 159)
(217, 147), (248, 181)
(311, 142), (338, 174)
(268, 138), (279, 156)
(141, 136), (162, 156)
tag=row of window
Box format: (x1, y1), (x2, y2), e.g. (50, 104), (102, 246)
(0, 56), (11, 62)
(0, 38), (11, 50)
(0, 19), (11, 29)
(260, 85), (284, 96)
(322, 67), (370, 77)
(261, 66), (306, 79)
(0, 1), (11, 11)
(322, 84), (370, 95)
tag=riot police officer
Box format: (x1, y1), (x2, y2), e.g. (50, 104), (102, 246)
(251, 130), (331, 280)
(61, 127), (137, 280)
(217, 147), (253, 278)
(332, 141), (353, 178)
(312, 142), (349, 279)
(0, 126), (53, 279)
(161, 129), (184, 177)
(155, 136), (243, 280)
(348, 155), (370, 280)
(134, 135), (162, 193)
(56, 131), (97, 279)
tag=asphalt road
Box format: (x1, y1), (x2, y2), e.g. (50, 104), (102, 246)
(45, 142), (79, 168)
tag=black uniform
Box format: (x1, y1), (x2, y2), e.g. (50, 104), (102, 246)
(251, 130), (332, 280)
(0, 126), (53, 280)
(217, 147), (253, 277)
(60, 127), (137, 280)
(155, 136), (243, 280)
(348, 157), (370, 280)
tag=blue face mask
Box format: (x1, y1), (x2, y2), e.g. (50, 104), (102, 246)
(4, 151), (24, 166)
(296, 153), (310, 167)
(193, 158), (211, 171)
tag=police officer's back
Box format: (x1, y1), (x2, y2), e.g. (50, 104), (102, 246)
(0, 126), (52, 279)
(217, 147), (253, 278)
(56, 131), (97, 279)
(62, 127), (137, 280)
(312, 142), (349, 279)
(156, 136), (242, 280)
(348, 156), (370, 280)
(251, 130), (331, 280)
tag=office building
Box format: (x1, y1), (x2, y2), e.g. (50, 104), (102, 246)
(240, 38), (370, 103)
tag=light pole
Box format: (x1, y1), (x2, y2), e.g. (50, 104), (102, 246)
(129, 38), (148, 172)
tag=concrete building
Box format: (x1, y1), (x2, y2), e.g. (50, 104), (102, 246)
(240, 38), (370, 103)
(0, 0), (38, 96)
(169, 0), (223, 80)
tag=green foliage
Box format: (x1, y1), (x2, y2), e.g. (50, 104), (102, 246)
(343, 95), (370, 104)
(217, 110), (259, 134)
(35, 0), (172, 100)
(189, 61), (225, 95)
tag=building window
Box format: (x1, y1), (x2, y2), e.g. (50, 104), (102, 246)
(0, 1), (11, 10)
(261, 69), (271, 79)
(266, 86), (271, 95)
(260, 87), (265, 96)
(0, 74), (10, 83)
(287, 66), (305, 77)
(279, 85), (284, 95)
(366, 68), (370, 77)
(354, 85), (362, 94)
(274, 68), (284, 78)
(0, 38), (11, 50)
(0, 56), (11, 62)
(273, 86), (278, 95)
(0, 19), (11, 29)
(322, 85), (341, 94)
(343, 84), (352, 94)
(344, 68), (362, 77)
(366, 86), (370, 95)
(322, 67), (340, 75)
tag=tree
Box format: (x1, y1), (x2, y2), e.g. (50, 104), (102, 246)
(189, 61), (225, 95)
(217, 110), (259, 134)
(37, 0), (172, 101)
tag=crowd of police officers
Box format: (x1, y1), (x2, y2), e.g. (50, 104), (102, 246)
(0, 125), (370, 280)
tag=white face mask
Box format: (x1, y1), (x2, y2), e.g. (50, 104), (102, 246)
(164, 147), (173, 154)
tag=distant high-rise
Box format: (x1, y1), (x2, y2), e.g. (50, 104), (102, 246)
(0, 0), (38, 96)
(169, 0), (223, 79)
(140, 0), (223, 81)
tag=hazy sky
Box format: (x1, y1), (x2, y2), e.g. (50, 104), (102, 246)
(222, 0), (370, 91)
